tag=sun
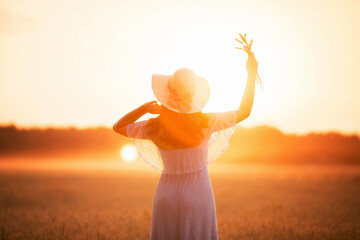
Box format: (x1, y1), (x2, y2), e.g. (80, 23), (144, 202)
(120, 144), (138, 163)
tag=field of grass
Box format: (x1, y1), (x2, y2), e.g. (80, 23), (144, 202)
(0, 163), (359, 240)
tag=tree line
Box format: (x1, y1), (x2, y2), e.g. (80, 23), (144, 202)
(0, 125), (359, 164)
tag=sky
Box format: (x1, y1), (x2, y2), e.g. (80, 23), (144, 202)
(0, 0), (359, 134)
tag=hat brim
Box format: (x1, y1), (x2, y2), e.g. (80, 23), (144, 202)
(152, 74), (210, 113)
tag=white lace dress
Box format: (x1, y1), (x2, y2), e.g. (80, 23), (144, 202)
(126, 111), (238, 240)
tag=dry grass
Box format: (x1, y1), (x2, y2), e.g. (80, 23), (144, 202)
(0, 164), (359, 240)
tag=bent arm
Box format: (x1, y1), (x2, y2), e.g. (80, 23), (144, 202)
(113, 104), (148, 137)
(113, 101), (161, 137)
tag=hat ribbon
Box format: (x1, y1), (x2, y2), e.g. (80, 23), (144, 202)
(168, 92), (193, 113)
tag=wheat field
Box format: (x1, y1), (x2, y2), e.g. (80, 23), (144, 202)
(0, 163), (359, 240)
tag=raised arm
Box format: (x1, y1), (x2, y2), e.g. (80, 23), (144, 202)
(235, 51), (258, 124)
(113, 101), (161, 137)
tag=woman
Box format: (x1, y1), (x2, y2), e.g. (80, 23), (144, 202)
(113, 37), (258, 240)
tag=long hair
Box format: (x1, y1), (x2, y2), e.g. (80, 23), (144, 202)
(147, 106), (210, 149)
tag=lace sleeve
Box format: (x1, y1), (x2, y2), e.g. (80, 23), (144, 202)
(206, 111), (238, 164)
(126, 121), (163, 172)
(126, 120), (151, 139)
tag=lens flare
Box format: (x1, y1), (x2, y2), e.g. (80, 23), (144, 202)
(120, 144), (137, 163)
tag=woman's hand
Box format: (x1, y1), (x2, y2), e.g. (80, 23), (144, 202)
(236, 33), (263, 91)
(235, 33), (258, 76)
(142, 101), (161, 114)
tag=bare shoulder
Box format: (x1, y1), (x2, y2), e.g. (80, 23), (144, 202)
(202, 112), (217, 126)
(202, 110), (239, 132)
(203, 111), (238, 122)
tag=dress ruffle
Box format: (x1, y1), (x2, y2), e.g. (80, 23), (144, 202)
(126, 111), (237, 174)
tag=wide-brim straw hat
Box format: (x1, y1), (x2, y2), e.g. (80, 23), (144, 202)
(152, 68), (210, 113)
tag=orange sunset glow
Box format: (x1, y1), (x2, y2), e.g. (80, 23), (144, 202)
(1, 1), (360, 240)
(0, 0), (359, 134)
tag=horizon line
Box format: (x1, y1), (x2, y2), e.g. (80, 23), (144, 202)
(1, 122), (359, 137)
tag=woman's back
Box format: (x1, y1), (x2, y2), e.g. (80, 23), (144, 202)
(146, 108), (212, 150)
(156, 135), (209, 174)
